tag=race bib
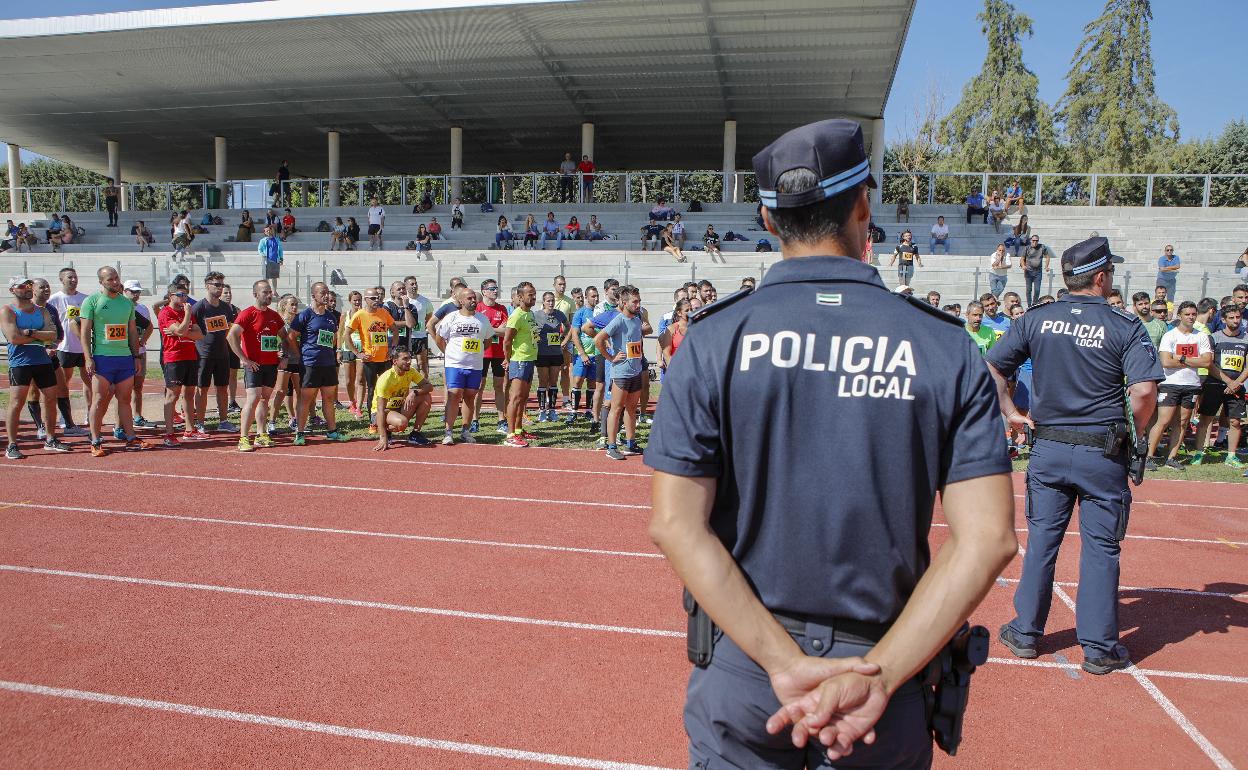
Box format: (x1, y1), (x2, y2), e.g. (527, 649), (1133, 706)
(626, 341), (643, 359)
(1220, 352), (1245, 372)
(462, 338), (482, 354)
(205, 315), (229, 333)
(1174, 343), (1199, 357)
(316, 329), (336, 348)
(369, 331), (389, 349)
(104, 323), (127, 342)
(386, 397), (404, 410)
(546, 332), (562, 346)
(66, 306), (80, 320)
(260, 335), (280, 352)
(993, 329), (1005, 340)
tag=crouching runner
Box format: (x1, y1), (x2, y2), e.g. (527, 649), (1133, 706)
(373, 348), (434, 451)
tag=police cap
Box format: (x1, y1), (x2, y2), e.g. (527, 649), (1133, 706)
(1060, 236), (1123, 276)
(753, 119), (877, 210)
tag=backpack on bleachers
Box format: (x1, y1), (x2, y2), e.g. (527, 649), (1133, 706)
(755, 239), (773, 253)
(316, 220), (331, 232)
(330, 268), (348, 286)
(213, 216), (224, 225)
(405, 241), (418, 250)
(688, 200), (703, 212)
(480, 203), (494, 213)
(200, 214), (213, 225)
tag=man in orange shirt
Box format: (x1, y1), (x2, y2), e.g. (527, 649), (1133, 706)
(346, 285), (396, 429)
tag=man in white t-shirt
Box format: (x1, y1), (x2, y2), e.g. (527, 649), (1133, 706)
(366, 197), (386, 250)
(1146, 300), (1212, 470)
(929, 215), (950, 254)
(402, 275), (434, 377)
(433, 286), (506, 444)
(45, 266), (92, 434)
(988, 243), (1012, 297)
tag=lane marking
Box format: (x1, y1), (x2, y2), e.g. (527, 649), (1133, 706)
(198, 447), (652, 478)
(0, 564), (683, 639)
(0, 680), (677, 770)
(994, 578), (1248, 601)
(1216, 538), (1240, 550)
(1, 501), (662, 560)
(0, 465), (650, 511)
(932, 521), (1248, 548)
(0, 499), (31, 510)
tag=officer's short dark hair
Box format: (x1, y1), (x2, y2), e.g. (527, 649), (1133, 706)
(764, 168), (863, 245)
(1197, 297), (1218, 315)
(1132, 291), (1151, 304)
(1064, 265), (1102, 291)
(1176, 300), (1197, 315)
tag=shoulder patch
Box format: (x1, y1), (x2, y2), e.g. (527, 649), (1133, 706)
(898, 293), (965, 326)
(689, 286), (752, 323)
(1111, 305), (1142, 324)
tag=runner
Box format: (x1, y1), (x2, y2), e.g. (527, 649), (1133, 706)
(123, 280), (155, 429)
(502, 281), (538, 447)
(289, 281), (350, 445)
(433, 286), (505, 444)
(403, 276), (434, 379)
(339, 290), (364, 417)
(157, 284), (202, 447)
(552, 275), (577, 410)
(657, 297), (690, 361)
(373, 348), (434, 449)
(191, 272), (238, 436)
(346, 285), (396, 431)
(1191, 304), (1246, 467)
(221, 283), (243, 415)
(532, 291), (569, 422)
(267, 294), (303, 433)
(383, 280), (415, 358)
(2, 277), (70, 458)
(23, 278), (65, 440)
(1147, 301), (1212, 470)
(45, 267), (91, 435)
(567, 285), (600, 424)
(595, 285), (647, 460)
(227, 279), (288, 451)
(79, 266), (148, 456)
(475, 279), (509, 433)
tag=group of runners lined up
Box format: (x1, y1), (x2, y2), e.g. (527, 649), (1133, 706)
(5, 267), (724, 460)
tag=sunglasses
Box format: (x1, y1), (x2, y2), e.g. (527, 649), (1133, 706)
(364, 295), (381, 301)
(484, 286), (499, 292)
(1151, 309), (1167, 314)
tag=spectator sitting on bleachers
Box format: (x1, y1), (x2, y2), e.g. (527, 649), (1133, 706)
(929, 215), (950, 254)
(16, 223), (36, 251)
(671, 213), (686, 248)
(1006, 214), (1030, 256)
(345, 217), (360, 249)
(418, 187), (434, 213)
(586, 215), (606, 240)
(428, 217), (443, 240)
(523, 214), (538, 249)
(50, 215), (76, 251)
(966, 190), (988, 224)
(640, 218), (664, 251)
(1004, 180), (1025, 214)
(896, 196), (910, 223)
(236, 210), (256, 242)
(650, 198), (676, 221)
(45, 213), (63, 243)
(451, 198), (464, 229)
(703, 225), (722, 260)
(1237, 248), (1248, 281)
(661, 223), (686, 263)
(330, 217), (348, 250)
(495, 215), (514, 249)
(1, 220), (17, 252)
(988, 192), (1007, 233)
(281, 209), (297, 241)
(415, 224), (433, 254)
(565, 215), (582, 241)
(266, 208), (279, 228)
(540, 211), (563, 250)
(755, 203), (765, 230)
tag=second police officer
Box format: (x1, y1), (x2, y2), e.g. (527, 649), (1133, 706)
(986, 237), (1163, 674)
(646, 119), (1019, 768)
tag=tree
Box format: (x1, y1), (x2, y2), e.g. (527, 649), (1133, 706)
(0, 157), (107, 212)
(886, 76), (948, 204)
(1056, 0), (1179, 173)
(938, 0), (1058, 173)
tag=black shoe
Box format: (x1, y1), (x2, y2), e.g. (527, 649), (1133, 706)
(1082, 646), (1131, 675)
(1144, 458), (1161, 472)
(998, 624), (1038, 659)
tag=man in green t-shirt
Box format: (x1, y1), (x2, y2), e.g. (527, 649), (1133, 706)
(1144, 299), (1170, 348)
(965, 300), (996, 356)
(502, 281), (538, 447)
(78, 266), (146, 455)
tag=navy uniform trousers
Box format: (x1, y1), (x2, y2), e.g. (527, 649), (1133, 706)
(1005, 438), (1131, 658)
(685, 623), (932, 770)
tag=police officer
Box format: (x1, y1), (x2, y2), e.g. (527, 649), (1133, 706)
(986, 237), (1163, 675)
(645, 119), (1018, 768)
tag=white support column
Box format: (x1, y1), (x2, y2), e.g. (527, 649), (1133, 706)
(581, 122), (595, 160)
(870, 118), (885, 207)
(722, 120), (737, 203)
(6, 143), (21, 214)
(450, 126), (463, 203)
(107, 139), (126, 212)
(214, 136), (227, 204)
(327, 131), (340, 207)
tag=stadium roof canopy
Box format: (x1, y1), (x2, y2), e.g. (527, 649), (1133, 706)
(0, 0), (914, 181)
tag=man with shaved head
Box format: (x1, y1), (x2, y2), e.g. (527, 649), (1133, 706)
(79, 266), (148, 456)
(289, 281), (350, 444)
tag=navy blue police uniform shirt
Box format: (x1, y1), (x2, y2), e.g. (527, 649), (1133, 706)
(986, 295), (1163, 427)
(644, 256), (1011, 625)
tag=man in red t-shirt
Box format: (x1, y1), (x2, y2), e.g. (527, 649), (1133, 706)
(226, 279), (289, 450)
(578, 155), (595, 202)
(474, 279), (509, 430)
(157, 286), (203, 446)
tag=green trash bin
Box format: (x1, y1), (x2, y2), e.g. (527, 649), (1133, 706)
(206, 186), (221, 209)
(490, 177), (503, 204)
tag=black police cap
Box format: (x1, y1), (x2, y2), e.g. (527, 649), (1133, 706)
(1060, 237), (1123, 276)
(753, 119), (878, 210)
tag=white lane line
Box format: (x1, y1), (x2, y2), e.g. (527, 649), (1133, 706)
(993, 577), (1248, 601)
(199, 447), (652, 478)
(984, 657), (1248, 685)
(0, 680), (677, 770)
(1, 501), (662, 560)
(1048, 583), (1234, 769)
(0, 564), (682, 639)
(1, 465), (649, 511)
(1010, 492), (1248, 514)
(931, 521), (1248, 548)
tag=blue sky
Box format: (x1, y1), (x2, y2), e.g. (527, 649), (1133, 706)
(8, 0), (1246, 165)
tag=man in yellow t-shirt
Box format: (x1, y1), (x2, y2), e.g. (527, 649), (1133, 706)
(347, 286), (397, 427)
(373, 348), (434, 450)
(502, 281), (538, 446)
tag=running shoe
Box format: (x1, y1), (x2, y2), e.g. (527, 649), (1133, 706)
(62, 425), (89, 437)
(536, 411), (547, 423)
(217, 420), (238, 433)
(564, 412), (577, 425)
(43, 438), (71, 453)
(237, 436), (254, 452)
(589, 421), (601, 435)
(637, 414), (650, 426)
(334, 401), (345, 410)
(163, 434), (181, 448)
(227, 402), (242, 415)
(1188, 452), (1205, 466)
(623, 441), (643, 455)
(89, 441), (107, 458)
(126, 437), (151, 451)
(293, 432), (306, 446)
(288, 418), (298, 432)
(325, 431), (349, 442)
(254, 433), (274, 448)
(133, 415), (152, 428)
(174, 410), (184, 424)
(605, 446), (626, 461)
(583, 411), (594, 422)
(191, 427), (210, 440)
(36, 427), (47, 441)
(503, 435), (529, 448)
(112, 426), (126, 441)
(594, 436), (608, 450)
(349, 404), (363, 419)
(496, 419), (508, 432)
(1225, 455), (1245, 469)
(441, 433), (455, 446)
(469, 419), (480, 433)
(310, 415), (328, 428)
(1163, 458), (1184, 471)
(459, 431), (476, 444)
(367, 424), (379, 436)
(1144, 458), (1160, 472)
(5, 444), (24, 460)
(521, 430), (537, 441)
(265, 421), (277, 434)
(407, 433), (433, 447)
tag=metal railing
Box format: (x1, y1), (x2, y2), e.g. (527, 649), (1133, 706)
(880, 171), (1248, 209)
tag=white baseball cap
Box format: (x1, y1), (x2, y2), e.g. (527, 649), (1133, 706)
(893, 284), (914, 295)
(8, 275), (32, 289)
(123, 279), (144, 292)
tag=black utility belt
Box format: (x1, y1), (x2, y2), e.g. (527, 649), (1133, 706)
(1033, 424), (1128, 456)
(771, 611), (889, 646)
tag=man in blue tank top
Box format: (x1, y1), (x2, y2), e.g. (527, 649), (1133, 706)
(2, 276), (72, 458)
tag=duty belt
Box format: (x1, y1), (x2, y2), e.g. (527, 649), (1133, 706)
(1033, 425), (1111, 449)
(772, 611), (889, 646)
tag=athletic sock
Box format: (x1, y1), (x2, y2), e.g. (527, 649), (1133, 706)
(57, 397), (75, 427)
(572, 390), (581, 413)
(535, 388), (545, 411)
(27, 401), (43, 429)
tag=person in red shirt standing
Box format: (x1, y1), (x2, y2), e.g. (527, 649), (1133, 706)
(157, 286), (203, 447)
(227, 279), (289, 451)
(577, 154), (595, 203)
